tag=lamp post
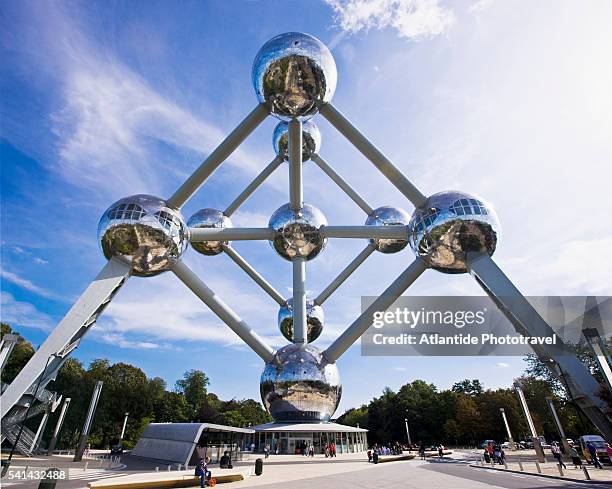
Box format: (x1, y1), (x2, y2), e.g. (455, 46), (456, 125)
(119, 412), (129, 442)
(514, 380), (546, 463)
(404, 418), (412, 448)
(499, 408), (515, 450)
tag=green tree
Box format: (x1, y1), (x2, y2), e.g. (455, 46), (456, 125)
(452, 379), (484, 397)
(175, 370), (210, 420)
(1, 323), (35, 384)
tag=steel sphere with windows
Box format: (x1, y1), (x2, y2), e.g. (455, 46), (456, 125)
(365, 206), (410, 253)
(278, 298), (324, 343)
(273, 119), (321, 162)
(408, 191), (500, 273)
(268, 203), (328, 261)
(252, 32), (337, 120)
(260, 343), (341, 422)
(187, 208), (233, 256)
(98, 194), (188, 277)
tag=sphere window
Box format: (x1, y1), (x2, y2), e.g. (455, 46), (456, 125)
(155, 210), (182, 232)
(108, 203), (146, 221)
(450, 199), (488, 216)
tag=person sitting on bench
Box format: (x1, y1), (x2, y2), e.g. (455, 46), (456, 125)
(220, 451), (232, 469)
(195, 457), (212, 487)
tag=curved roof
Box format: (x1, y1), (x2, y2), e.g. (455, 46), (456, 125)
(252, 422), (367, 433)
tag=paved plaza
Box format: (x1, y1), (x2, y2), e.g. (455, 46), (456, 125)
(2, 449), (611, 489)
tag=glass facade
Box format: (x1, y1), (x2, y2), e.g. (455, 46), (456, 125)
(255, 429), (368, 454)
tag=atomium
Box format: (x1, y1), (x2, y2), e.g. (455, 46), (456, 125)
(97, 194), (188, 277)
(273, 119), (321, 161)
(187, 208), (233, 256)
(252, 32), (337, 120)
(408, 191), (500, 273)
(268, 203), (328, 261)
(365, 206), (410, 253)
(278, 298), (324, 343)
(260, 343), (341, 422)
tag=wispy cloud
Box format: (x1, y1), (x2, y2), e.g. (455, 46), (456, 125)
(0, 292), (54, 331)
(1, 270), (64, 301)
(496, 362), (510, 368)
(325, 0), (455, 40)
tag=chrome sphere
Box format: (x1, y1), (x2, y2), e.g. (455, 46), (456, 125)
(260, 343), (341, 422)
(273, 120), (321, 162)
(365, 206), (410, 253)
(98, 194), (188, 277)
(408, 191), (500, 273)
(187, 208), (232, 256)
(252, 32), (337, 120)
(278, 298), (324, 343)
(269, 203), (327, 261)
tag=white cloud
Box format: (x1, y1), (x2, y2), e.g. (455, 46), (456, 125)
(0, 292), (54, 331)
(0, 270), (64, 301)
(469, 0), (494, 13)
(496, 362), (510, 368)
(33, 257), (49, 265)
(325, 0), (455, 40)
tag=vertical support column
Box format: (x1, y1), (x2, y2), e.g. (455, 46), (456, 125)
(514, 381), (546, 463)
(292, 257), (307, 344)
(546, 397), (571, 455)
(583, 328), (612, 392)
(404, 418), (412, 446)
(288, 119), (303, 211)
(47, 397), (71, 455)
(499, 408), (515, 449)
(0, 334), (19, 375)
(74, 380), (103, 462)
(30, 408), (51, 453)
(119, 412), (129, 442)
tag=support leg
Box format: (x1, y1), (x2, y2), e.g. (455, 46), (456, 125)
(292, 258), (307, 344)
(289, 119), (303, 210)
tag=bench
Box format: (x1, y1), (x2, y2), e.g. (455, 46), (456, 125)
(88, 469), (245, 489)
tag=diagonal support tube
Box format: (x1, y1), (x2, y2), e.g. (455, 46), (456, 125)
(319, 103), (426, 207)
(324, 258), (427, 363)
(225, 156), (284, 216)
(315, 243), (376, 306)
(289, 119), (303, 210)
(223, 245), (285, 306)
(311, 154), (373, 215)
(167, 104), (269, 209)
(292, 257), (308, 343)
(321, 225), (408, 239)
(0, 259), (130, 418)
(467, 252), (612, 442)
(171, 259), (274, 362)
(190, 227), (274, 241)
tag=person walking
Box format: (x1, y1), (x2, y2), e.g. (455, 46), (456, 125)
(569, 444), (582, 468)
(264, 443), (270, 459)
(419, 442), (426, 461)
(551, 442), (566, 469)
(587, 442), (604, 469)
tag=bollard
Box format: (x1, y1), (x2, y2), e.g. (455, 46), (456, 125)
(167, 465), (171, 471)
(155, 466), (159, 472)
(518, 460), (523, 471)
(557, 464), (563, 476)
(534, 461), (542, 474)
(84, 462), (88, 471)
(503, 461), (508, 469)
(37, 468), (61, 489)
(582, 465), (591, 480)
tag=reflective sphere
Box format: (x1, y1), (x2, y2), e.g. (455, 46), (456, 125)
(278, 298), (324, 343)
(269, 203), (327, 261)
(260, 343), (341, 422)
(408, 191), (500, 273)
(273, 120), (321, 162)
(365, 206), (410, 253)
(252, 32), (337, 120)
(187, 208), (232, 256)
(98, 194), (188, 277)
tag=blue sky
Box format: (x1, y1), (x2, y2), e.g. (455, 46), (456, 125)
(2, 0), (611, 415)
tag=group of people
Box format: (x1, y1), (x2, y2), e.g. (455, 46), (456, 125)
(323, 442), (337, 457)
(483, 442), (506, 465)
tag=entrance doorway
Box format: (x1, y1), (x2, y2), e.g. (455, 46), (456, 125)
(288, 434), (313, 454)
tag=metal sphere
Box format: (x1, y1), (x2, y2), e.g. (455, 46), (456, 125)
(408, 191), (500, 274)
(260, 343), (341, 423)
(365, 206), (410, 254)
(278, 298), (324, 343)
(187, 208), (232, 256)
(268, 203), (328, 261)
(273, 120), (321, 162)
(252, 32), (337, 120)
(98, 194), (188, 277)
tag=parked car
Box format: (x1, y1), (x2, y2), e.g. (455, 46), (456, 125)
(110, 444), (124, 455)
(579, 435), (611, 465)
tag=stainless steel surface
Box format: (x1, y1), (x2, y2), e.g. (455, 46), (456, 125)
(269, 203), (327, 261)
(190, 227), (274, 241)
(321, 225), (407, 239)
(167, 104), (269, 208)
(225, 156), (283, 216)
(365, 206), (410, 253)
(223, 245), (285, 306)
(324, 258), (427, 363)
(311, 154), (373, 214)
(260, 343), (341, 422)
(289, 119), (303, 210)
(315, 243), (375, 305)
(274, 119), (321, 161)
(253, 32), (337, 120)
(279, 298), (324, 343)
(98, 194), (188, 276)
(408, 190), (500, 273)
(292, 257), (307, 343)
(187, 208), (232, 256)
(319, 102), (427, 206)
(171, 259), (274, 362)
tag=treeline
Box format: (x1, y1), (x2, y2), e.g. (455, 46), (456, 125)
(1, 324), (271, 450)
(337, 377), (597, 446)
